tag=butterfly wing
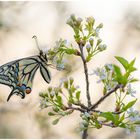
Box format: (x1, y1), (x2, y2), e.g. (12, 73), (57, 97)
(0, 56), (40, 101)
(40, 62), (51, 83)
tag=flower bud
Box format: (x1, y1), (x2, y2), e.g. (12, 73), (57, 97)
(64, 80), (69, 89)
(98, 44), (107, 51)
(48, 86), (52, 93)
(97, 23), (103, 28)
(86, 43), (91, 52)
(69, 77), (74, 85)
(97, 39), (102, 46)
(89, 37), (94, 46)
(77, 17), (83, 25)
(86, 16), (95, 25)
(66, 18), (73, 27)
(70, 14), (76, 21)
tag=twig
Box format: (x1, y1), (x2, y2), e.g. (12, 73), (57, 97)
(79, 43), (92, 107)
(99, 121), (116, 128)
(91, 109), (122, 115)
(73, 102), (89, 110)
(65, 106), (85, 112)
(89, 84), (123, 110)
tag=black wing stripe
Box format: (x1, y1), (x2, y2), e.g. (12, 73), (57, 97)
(40, 64), (51, 83)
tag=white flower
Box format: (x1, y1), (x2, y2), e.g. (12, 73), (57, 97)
(89, 67), (107, 83)
(105, 64), (114, 70)
(127, 108), (140, 122)
(63, 40), (71, 47)
(127, 84), (136, 97)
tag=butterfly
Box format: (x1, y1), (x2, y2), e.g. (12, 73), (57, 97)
(0, 36), (51, 101)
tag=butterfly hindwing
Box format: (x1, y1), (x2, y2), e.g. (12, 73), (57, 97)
(0, 57), (40, 101)
(0, 51), (52, 101)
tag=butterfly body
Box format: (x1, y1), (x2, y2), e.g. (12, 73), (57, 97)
(0, 51), (51, 101)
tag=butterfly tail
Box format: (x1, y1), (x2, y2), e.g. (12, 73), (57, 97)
(7, 89), (25, 102)
(7, 89), (15, 101)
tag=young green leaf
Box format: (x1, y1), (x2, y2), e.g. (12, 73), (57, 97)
(57, 96), (62, 104)
(76, 91), (81, 101)
(115, 56), (129, 71)
(128, 66), (137, 73)
(52, 118), (60, 125)
(129, 58), (136, 67)
(119, 113), (125, 122)
(100, 112), (115, 122)
(129, 78), (139, 83)
(48, 112), (55, 116)
(121, 99), (137, 112)
(119, 123), (127, 128)
(113, 65), (124, 84)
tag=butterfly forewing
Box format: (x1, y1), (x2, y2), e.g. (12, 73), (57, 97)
(40, 63), (51, 83)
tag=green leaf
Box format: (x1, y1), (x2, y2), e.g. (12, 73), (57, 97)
(76, 91), (81, 101)
(100, 112), (120, 125)
(129, 78), (139, 83)
(100, 112), (115, 122)
(121, 99), (137, 112)
(52, 118), (60, 125)
(129, 58), (136, 67)
(94, 119), (102, 129)
(53, 107), (59, 112)
(133, 121), (140, 125)
(48, 112), (55, 116)
(57, 96), (62, 104)
(113, 114), (120, 125)
(115, 56), (129, 71)
(128, 66), (137, 73)
(128, 58), (137, 73)
(119, 123), (127, 128)
(113, 65), (124, 83)
(119, 113), (125, 122)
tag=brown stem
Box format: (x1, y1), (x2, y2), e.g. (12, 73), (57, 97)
(73, 102), (88, 110)
(79, 44), (92, 107)
(65, 106), (85, 112)
(89, 84), (123, 110)
(82, 126), (88, 139)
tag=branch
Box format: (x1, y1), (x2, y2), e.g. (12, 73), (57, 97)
(91, 109), (123, 115)
(65, 106), (85, 112)
(82, 128), (88, 139)
(99, 121), (116, 128)
(89, 84), (123, 110)
(79, 43), (92, 107)
(73, 102), (89, 110)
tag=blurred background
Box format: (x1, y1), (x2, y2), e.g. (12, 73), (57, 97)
(0, 0), (140, 138)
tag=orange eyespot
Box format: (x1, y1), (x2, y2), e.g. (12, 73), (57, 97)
(17, 83), (21, 86)
(26, 89), (31, 94)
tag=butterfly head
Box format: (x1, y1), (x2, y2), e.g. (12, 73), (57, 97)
(39, 50), (48, 62)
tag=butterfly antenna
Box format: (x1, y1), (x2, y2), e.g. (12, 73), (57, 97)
(32, 35), (41, 52)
